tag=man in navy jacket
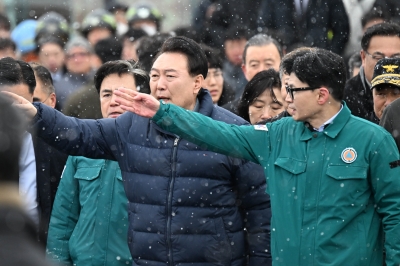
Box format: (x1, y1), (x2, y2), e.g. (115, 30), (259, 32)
(10, 37), (272, 265)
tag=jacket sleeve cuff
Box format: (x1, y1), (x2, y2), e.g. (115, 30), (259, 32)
(152, 101), (170, 122)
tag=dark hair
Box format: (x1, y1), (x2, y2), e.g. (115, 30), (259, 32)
(157, 36), (208, 79)
(361, 7), (389, 29)
(123, 28), (147, 43)
(200, 43), (223, 69)
(36, 36), (65, 53)
(94, 37), (123, 63)
(0, 94), (25, 183)
(0, 38), (16, 51)
(94, 60), (150, 94)
(243, 34), (283, 64)
(172, 26), (202, 44)
(136, 33), (172, 73)
(0, 13), (10, 31)
(290, 48), (346, 102)
(279, 47), (315, 78)
(0, 57), (36, 94)
(361, 22), (400, 51)
(224, 25), (251, 42)
(237, 69), (282, 122)
(200, 44), (235, 105)
(30, 62), (55, 95)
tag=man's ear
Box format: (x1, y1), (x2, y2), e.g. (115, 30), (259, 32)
(317, 87), (331, 105)
(193, 74), (204, 94)
(360, 49), (367, 67)
(49, 93), (57, 108)
(241, 64), (249, 81)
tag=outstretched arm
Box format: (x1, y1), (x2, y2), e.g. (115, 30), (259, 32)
(2, 91), (118, 161)
(114, 88), (270, 164)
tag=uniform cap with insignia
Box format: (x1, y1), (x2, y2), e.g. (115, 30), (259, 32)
(126, 3), (163, 30)
(81, 9), (117, 37)
(371, 58), (400, 90)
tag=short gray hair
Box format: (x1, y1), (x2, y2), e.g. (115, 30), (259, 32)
(65, 36), (93, 54)
(242, 34), (283, 64)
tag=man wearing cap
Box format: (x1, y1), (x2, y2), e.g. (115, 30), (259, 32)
(371, 58), (400, 120)
(10, 20), (38, 62)
(126, 3), (162, 36)
(81, 9), (116, 46)
(370, 58), (400, 151)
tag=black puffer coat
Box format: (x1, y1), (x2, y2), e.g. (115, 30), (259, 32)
(32, 89), (272, 266)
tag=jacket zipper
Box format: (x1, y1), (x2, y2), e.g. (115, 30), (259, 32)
(167, 137), (179, 265)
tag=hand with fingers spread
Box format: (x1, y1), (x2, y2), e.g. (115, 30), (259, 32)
(1, 91), (38, 119)
(114, 87), (160, 118)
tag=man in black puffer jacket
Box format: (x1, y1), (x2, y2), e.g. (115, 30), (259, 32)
(23, 37), (272, 265)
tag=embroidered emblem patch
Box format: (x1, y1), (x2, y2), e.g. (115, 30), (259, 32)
(341, 147), (357, 164)
(383, 65), (399, 73)
(254, 124), (268, 131)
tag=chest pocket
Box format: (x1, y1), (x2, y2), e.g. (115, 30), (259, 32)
(275, 157), (306, 175)
(325, 164), (370, 207)
(74, 167), (102, 181)
(326, 165), (368, 180)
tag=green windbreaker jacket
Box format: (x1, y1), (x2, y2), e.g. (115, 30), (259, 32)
(46, 157), (131, 265)
(152, 103), (400, 266)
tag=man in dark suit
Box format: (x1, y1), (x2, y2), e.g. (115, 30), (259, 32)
(259, 0), (349, 55)
(0, 94), (53, 265)
(0, 58), (67, 247)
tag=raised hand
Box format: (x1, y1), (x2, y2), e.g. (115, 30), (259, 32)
(1, 91), (38, 119)
(114, 87), (161, 118)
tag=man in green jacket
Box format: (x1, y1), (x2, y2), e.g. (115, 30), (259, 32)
(46, 60), (148, 265)
(113, 48), (400, 265)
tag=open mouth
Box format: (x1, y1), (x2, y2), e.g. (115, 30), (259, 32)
(157, 96), (171, 102)
(108, 112), (122, 118)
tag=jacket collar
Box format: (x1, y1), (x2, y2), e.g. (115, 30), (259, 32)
(359, 66), (371, 93)
(299, 102), (351, 141)
(151, 88), (214, 135)
(196, 88), (214, 117)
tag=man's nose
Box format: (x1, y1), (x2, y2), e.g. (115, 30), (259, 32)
(285, 92), (292, 103)
(110, 93), (119, 106)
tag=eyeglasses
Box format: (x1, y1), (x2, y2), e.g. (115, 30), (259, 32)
(364, 50), (400, 61)
(66, 52), (90, 60)
(285, 85), (319, 99)
(33, 93), (51, 104)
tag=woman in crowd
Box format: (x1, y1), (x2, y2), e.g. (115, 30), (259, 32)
(237, 69), (286, 124)
(201, 44), (235, 106)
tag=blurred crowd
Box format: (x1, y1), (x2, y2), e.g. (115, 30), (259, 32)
(0, 0), (400, 265)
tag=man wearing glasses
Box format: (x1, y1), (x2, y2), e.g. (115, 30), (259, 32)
(344, 22), (400, 124)
(112, 47), (400, 265)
